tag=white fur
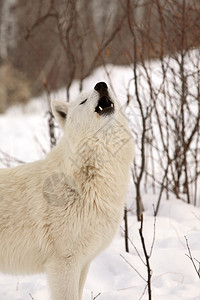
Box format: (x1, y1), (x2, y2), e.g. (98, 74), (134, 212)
(0, 85), (134, 300)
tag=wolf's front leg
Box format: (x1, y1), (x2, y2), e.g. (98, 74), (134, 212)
(45, 258), (81, 300)
(79, 262), (90, 300)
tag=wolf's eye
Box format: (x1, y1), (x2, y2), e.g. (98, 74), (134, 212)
(79, 99), (87, 105)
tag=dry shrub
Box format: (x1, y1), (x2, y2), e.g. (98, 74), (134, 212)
(0, 63), (31, 113)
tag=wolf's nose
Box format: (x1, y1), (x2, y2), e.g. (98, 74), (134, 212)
(94, 82), (108, 92)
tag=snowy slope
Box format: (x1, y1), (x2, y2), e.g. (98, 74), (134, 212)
(0, 61), (200, 299)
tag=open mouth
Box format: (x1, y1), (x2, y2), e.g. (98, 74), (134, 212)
(95, 96), (114, 116)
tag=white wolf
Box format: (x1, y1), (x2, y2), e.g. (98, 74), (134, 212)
(0, 82), (134, 300)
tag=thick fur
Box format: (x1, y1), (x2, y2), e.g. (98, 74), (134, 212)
(0, 84), (134, 300)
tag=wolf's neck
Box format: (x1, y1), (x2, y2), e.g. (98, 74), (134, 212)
(45, 136), (129, 212)
(47, 135), (129, 190)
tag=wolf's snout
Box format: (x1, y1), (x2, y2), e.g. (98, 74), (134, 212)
(94, 82), (108, 93)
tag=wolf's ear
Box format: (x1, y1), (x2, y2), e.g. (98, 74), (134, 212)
(51, 100), (68, 129)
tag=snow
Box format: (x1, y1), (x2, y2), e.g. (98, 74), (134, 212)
(0, 57), (200, 299)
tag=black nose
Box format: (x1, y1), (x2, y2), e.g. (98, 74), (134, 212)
(94, 82), (108, 92)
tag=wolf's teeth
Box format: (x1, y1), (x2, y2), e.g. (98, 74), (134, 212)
(99, 106), (103, 111)
(111, 103), (114, 107)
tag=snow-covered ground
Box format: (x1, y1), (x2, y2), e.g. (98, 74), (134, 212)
(0, 62), (200, 299)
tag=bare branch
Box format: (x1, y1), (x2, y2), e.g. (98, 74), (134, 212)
(139, 214), (153, 300)
(185, 236), (200, 279)
(120, 254), (147, 282)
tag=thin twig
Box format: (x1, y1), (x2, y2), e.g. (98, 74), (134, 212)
(91, 292), (101, 300)
(29, 293), (35, 300)
(0, 149), (25, 165)
(185, 236), (200, 279)
(139, 214), (152, 300)
(149, 205), (156, 258)
(120, 254), (147, 282)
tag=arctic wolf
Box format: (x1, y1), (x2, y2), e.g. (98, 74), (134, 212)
(0, 82), (134, 300)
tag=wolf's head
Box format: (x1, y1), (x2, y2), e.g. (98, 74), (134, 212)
(52, 82), (116, 127)
(51, 82), (133, 164)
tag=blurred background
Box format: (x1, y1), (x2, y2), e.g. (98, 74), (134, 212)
(1, 0), (200, 107)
